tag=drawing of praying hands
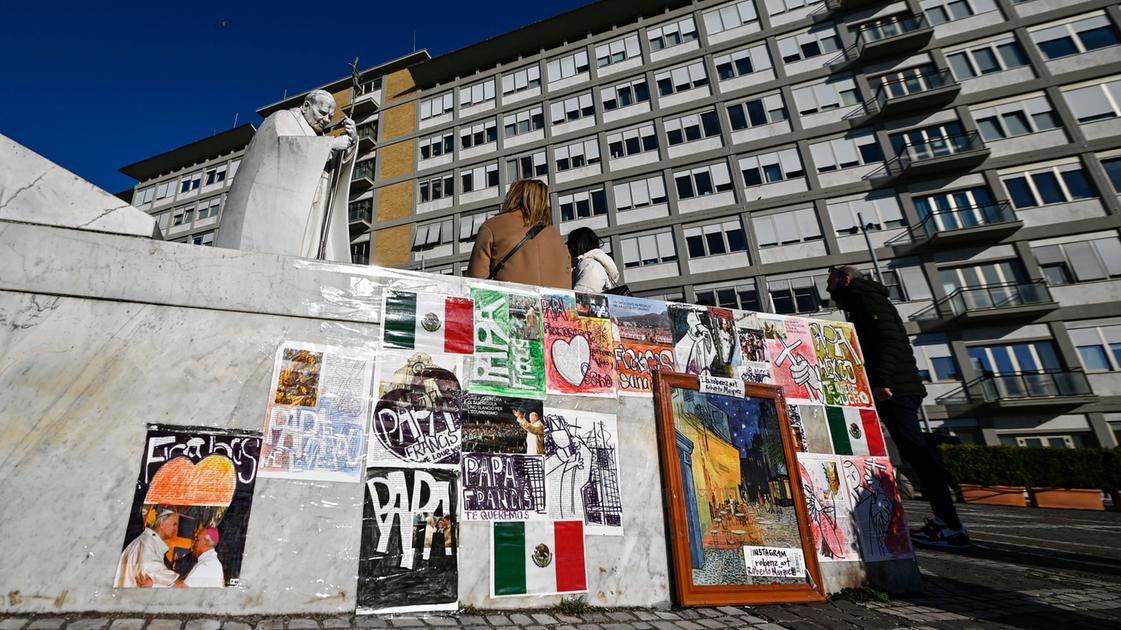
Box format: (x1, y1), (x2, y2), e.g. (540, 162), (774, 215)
(790, 354), (824, 401)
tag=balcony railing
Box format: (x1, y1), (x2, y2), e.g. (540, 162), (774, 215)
(912, 202), (1019, 243)
(348, 204), (372, 223)
(940, 280), (1054, 318)
(873, 69), (959, 115)
(967, 370), (1093, 404)
(825, 0), (880, 12)
(897, 130), (989, 174)
(854, 14), (932, 58)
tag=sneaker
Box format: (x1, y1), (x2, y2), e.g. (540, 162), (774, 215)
(912, 522), (972, 549)
(910, 518), (944, 542)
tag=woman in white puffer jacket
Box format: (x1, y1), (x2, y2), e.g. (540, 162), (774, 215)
(567, 227), (620, 293)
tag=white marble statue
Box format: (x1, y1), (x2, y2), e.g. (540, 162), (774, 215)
(215, 90), (358, 262)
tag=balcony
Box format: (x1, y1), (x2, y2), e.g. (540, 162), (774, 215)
(964, 371), (1096, 409)
(844, 14), (933, 64)
(350, 162), (375, 192)
(357, 123), (378, 152)
(351, 87), (380, 117)
(933, 280), (1057, 323)
(348, 203), (372, 227)
(824, 0), (881, 12)
(873, 69), (960, 117)
(903, 202), (1022, 249)
(895, 131), (990, 178)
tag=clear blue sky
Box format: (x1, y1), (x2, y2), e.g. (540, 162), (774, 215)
(0, 1), (590, 193)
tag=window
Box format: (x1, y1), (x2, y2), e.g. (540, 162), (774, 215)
(921, 0), (998, 26)
(228, 159), (241, 180)
(547, 50), (590, 83)
(204, 164), (227, 186)
(766, 0), (821, 19)
(460, 120), (498, 149)
(1070, 325), (1121, 372)
(913, 186), (996, 225)
(155, 181), (175, 200)
(411, 219), (453, 251)
(1033, 236), (1121, 285)
(555, 138), (601, 172)
(753, 208), (822, 247)
(913, 335), (961, 382)
(506, 151), (548, 181)
(665, 110), (722, 146)
(419, 132), (455, 160)
(1102, 156), (1121, 193)
(1062, 78), (1121, 124)
(889, 121), (966, 156)
(459, 78), (496, 108)
(940, 260), (1027, 295)
(810, 130), (884, 172)
(614, 175), (669, 211)
(595, 34), (641, 68)
(777, 26), (841, 64)
(354, 159), (375, 181)
(674, 162), (734, 199)
(607, 124), (658, 158)
(349, 199), (372, 222)
(714, 44), (771, 80)
(1001, 162), (1096, 209)
(460, 163), (499, 193)
(968, 341), (1061, 376)
(351, 241), (370, 265)
(502, 106), (545, 139)
(191, 232), (215, 246)
(179, 172), (201, 194)
(171, 204), (193, 226)
(459, 209), (498, 242)
(791, 76), (859, 115)
(196, 198), (220, 220)
(739, 148), (804, 186)
(728, 94), (788, 130)
(621, 230), (677, 268)
(420, 93), (454, 120)
(500, 65), (542, 95)
(946, 36), (1029, 80)
(1031, 13), (1121, 60)
(550, 93), (596, 125)
(827, 194), (904, 234)
(602, 77), (651, 111)
(704, 1), (759, 36)
(655, 61), (709, 97)
(136, 186), (155, 205)
(558, 188), (608, 222)
(695, 280), (761, 312)
(648, 16), (698, 51)
(419, 173), (455, 203)
(972, 95), (1060, 141)
(768, 273), (829, 315)
(684, 219), (747, 258)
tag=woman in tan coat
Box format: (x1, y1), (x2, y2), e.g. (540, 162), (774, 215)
(466, 179), (572, 289)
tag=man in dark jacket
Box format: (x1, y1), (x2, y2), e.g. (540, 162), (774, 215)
(827, 266), (969, 548)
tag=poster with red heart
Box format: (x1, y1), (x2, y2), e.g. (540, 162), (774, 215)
(541, 291), (617, 397)
(115, 424), (261, 589)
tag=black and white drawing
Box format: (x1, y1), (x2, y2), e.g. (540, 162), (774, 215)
(542, 408), (623, 536)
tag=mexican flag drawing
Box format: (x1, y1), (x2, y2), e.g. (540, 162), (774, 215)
(383, 290), (474, 355)
(491, 520), (587, 597)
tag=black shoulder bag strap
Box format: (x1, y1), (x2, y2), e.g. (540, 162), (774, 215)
(487, 223), (547, 281)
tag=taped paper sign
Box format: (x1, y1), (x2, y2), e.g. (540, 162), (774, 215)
(461, 452), (548, 521)
(543, 408), (623, 535)
(809, 320), (872, 408)
(797, 453), (859, 562)
(359, 466), (458, 614)
(744, 546), (806, 579)
(607, 295), (675, 396)
(383, 290), (474, 355)
(541, 291), (617, 397)
(492, 520), (587, 597)
(787, 403), (833, 454)
(842, 456), (914, 562)
(699, 375), (744, 397)
(734, 311), (772, 386)
(761, 315), (824, 403)
(825, 406), (886, 457)
(259, 342), (373, 482)
(115, 425), (261, 589)
(469, 286), (546, 399)
(370, 350), (463, 467)
(670, 304), (735, 377)
(461, 394), (545, 455)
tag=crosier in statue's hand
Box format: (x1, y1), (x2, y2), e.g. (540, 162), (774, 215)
(331, 118), (357, 152)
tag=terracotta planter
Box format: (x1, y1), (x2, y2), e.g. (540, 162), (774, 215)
(1029, 488), (1104, 511)
(959, 484), (1027, 507)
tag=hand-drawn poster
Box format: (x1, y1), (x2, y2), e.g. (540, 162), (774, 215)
(383, 290), (475, 355)
(841, 456), (914, 562)
(809, 320), (873, 408)
(761, 315), (824, 403)
(859, 408), (888, 457)
(607, 295), (675, 396)
(734, 311), (772, 386)
(370, 350), (463, 468)
(462, 394), (546, 454)
(259, 342), (373, 482)
(542, 408), (623, 535)
(492, 520), (587, 597)
(787, 402), (833, 454)
(670, 387), (809, 586)
(115, 425), (261, 589)
(461, 453), (548, 521)
(670, 304), (733, 377)
(797, 453), (859, 562)
(541, 291), (617, 397)
(708, 306), (742, 370)
(359, 466), (458, 613)
(825, 406), (884, 457)
(469, 286), (546, 399)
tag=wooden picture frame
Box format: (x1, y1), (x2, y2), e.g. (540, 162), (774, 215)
(653, 371), (825, 606)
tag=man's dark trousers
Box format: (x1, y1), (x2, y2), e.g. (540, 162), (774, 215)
(876, 395), (962, 530)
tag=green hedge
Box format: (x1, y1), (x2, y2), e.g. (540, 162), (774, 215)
(939, 445), (1120, 490)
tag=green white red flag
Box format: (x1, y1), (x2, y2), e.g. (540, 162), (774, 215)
(491, 520), (587, 597)
(383, 290), (474, 354)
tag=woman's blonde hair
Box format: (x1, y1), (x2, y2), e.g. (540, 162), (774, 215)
(501, 179), (552, 226)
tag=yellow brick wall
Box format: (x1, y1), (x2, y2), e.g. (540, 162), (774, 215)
(376, 181), (414, 223)
(384, 69), (417, 104)
(379, 140), (415, 181)
(374, 225), (412, 267)
(381, 101), (416, 142)
(372, 68), (418, 268)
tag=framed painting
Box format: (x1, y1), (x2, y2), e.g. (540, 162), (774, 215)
(653, 371), (825, 606)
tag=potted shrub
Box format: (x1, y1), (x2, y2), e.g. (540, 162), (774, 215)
(1027, 448), (1105, 511)
(940, 445), (1028, 507)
